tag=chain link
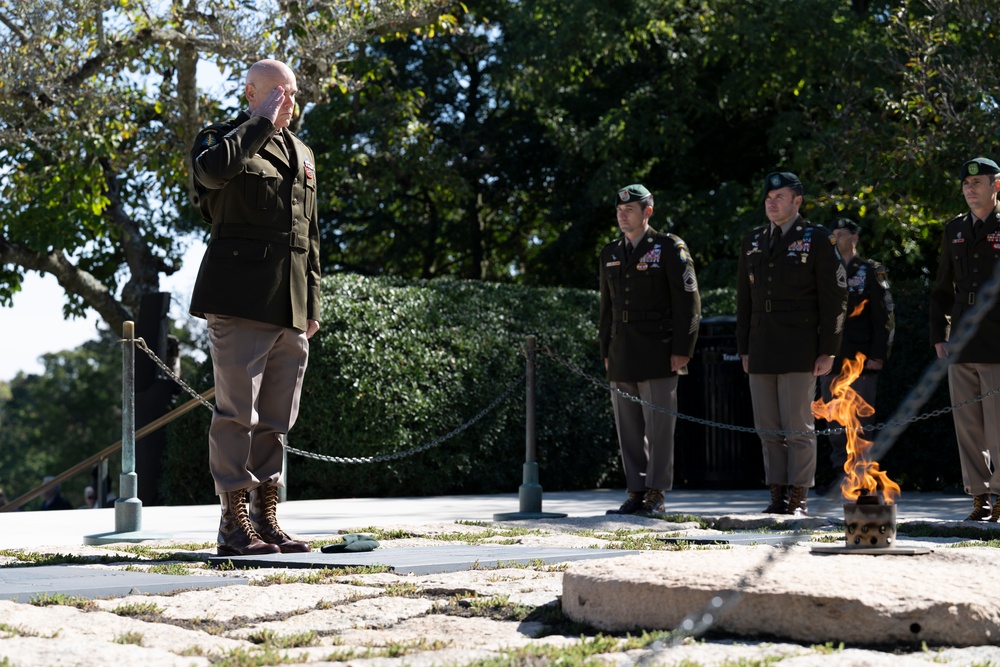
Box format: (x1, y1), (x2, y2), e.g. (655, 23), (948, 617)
(539, 346), (1000, 438)
(131, 336), (524, 465)
(132, 337), (215, 410)
(283, 372), (525, 464)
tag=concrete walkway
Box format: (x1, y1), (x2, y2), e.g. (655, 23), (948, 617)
(2, 488), (999, 667)
(0, 488), (974, 551)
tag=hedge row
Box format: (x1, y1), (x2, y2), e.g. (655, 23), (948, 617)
(163, 274), (621, 503)
(161, 274), (965, 504)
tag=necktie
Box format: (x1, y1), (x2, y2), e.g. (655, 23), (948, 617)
(974, 218), (984, 239)
(272, 133), (289, 160)
(625, 241), (634, 261)
(770, 226), (782, 253)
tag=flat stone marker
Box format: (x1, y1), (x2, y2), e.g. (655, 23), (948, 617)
(563, 546), (1000, 647)
(208, 545), (637, 574)
(0, 565), (247, 602)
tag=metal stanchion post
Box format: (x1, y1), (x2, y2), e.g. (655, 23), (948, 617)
(85, 321), (168, 544)
(116, 320), (142, 532)
(494, 335), (567, 521)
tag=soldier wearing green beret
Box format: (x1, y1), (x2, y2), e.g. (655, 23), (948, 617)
(599, 184), (701, 516)
(930, 156), (1000, 521)
(818, 218), (895, 489)
(736, 172), (848, 516)
(189, 59), (319, 556)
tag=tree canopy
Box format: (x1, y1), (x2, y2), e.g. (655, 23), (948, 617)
(0, 0), (455, 332)
(309, 0), (1000, 290)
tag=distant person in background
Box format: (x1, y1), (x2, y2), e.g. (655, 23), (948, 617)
(79, 486), (98, 509)
(930, 157), (1000, 522)
(598, 183), (701, 516)
(818, 218), (895, 488)
(40, 476), (73, 511)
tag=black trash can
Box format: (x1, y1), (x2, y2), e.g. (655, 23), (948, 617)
(675, 316), (764, 488)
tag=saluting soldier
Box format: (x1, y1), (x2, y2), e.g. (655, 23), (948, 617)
(736, 172), (847, 516)
(930, 157), (1000, 522)
(189, 59), (320, 556)
(599, 184), (701, 516)
(819, 218), (895, 485)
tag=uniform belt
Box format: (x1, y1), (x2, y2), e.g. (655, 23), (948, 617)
(215, 224), (309, 251)
(958, 291), (977, 306)
(613, 310), (665, 323)
(756, 300), (817, 313)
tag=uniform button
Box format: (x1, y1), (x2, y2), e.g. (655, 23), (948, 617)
(625, 287), (631, 292)
(625, 300), (631, 305)
(767, 276), (773, 281)
(233, 250), (239, 256)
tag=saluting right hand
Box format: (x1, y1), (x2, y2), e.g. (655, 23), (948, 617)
(251, 86), (286, 126)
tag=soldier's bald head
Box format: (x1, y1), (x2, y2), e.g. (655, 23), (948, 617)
(247, 59), (295, 88)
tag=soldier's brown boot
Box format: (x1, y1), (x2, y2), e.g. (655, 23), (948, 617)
(606, 491), (645, 515)
(636, 488), (666, 516)
(966, 493), (992, 521)
(990, 496), (1000, 523)
(786, 486), (808, 516)
(217, 489), (280, 556)
(763, 485), (787, 514)
(250, 482), (311, 553)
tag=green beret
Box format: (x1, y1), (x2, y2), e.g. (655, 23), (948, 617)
(961, 157), (1000, 179)
(615, 184), (651, 206)
(762, 171), (803, 201)
(832, 218), (861, 234)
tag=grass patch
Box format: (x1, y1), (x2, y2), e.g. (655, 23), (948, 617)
(251, 565), (391, 586)
(214, 645), (306, 666)
(327, 637), (452, 661)
(112, 601), (164, 617)
(247, 628), (318, 648)
(114, 631), (144, 645)
(0, 623), (50, 638)
(383, 582), (422, 596)
(899, 522), (1000, 540)
(437, 594), (535, 622)
(29, 592), (96, 610)
(122, 562), (197, 576)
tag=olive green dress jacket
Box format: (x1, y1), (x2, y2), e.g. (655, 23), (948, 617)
(189, 112), (321, 332)
(736, 216), (847, 374)
(598, 228), (701, 383)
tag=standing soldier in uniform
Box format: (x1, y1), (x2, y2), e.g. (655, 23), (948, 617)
(819, 218), (895, 488)
(930, 157), (1000, 522)
(737, 172), (847, 516)
(190, 59), (321, 555)
(599, 184), (701, 516)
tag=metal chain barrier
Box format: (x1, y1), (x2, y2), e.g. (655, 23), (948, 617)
(282, 372), (525, 464)
(539, 346), (1000, 438)
(134, 337), (525, 465)
(134, 338), (215, 410)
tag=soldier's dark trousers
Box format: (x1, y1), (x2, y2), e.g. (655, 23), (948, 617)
(749, 371), (817, 488)
(610, 376), (678, 492)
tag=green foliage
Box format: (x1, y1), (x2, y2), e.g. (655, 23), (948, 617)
(164, 273), (619, 502)
(0, 332), (122, 507)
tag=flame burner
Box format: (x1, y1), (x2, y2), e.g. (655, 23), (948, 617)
(811, 491), (930, 556)
(844, 493), (896, 549)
